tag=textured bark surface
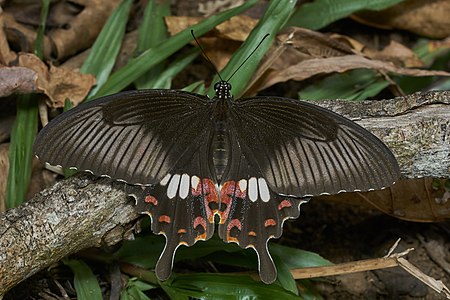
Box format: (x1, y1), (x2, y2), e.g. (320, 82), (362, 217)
(0, 91), (448, 295)
(316, 90), (450, 178)
(0, 174), (138, 295)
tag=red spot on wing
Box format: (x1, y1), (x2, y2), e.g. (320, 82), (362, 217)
(264, 219), (276, 227)
(278, 199), (292, 210)
(191, 178), (218, 223)
(159, 215), (171, 223)
(144, 195), (158, 205)
(226, 218), (242, 242)
(193, 216), (208, 241)
(219, 181), (247, 223)
(193, 216), (207, 230)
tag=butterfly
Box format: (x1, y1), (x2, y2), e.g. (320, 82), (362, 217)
(33, 79), (400, 284)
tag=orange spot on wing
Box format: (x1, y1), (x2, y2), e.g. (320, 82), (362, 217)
(144, 195), (158, 205)
(264, 219), (276, 227)
(248, 231), (257, 237)
(178, 228), (187, 234)
(226, 219), (242, 243)
(159, 215), (171, 223)
(278, 199), (292, 210)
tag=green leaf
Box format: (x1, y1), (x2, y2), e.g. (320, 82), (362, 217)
(298, 69), (390, 101)
(6, 0), (49, 207)
(34, 0), (50, 58)
(6, 95), (38, 207)
(63, 259), (103, 300)
(269, 244), (333, 269)
(114, 235), (165, 268)
(285, 0), (405, 30)
(142, 48), (200, 89)
(93, 0), (258, 98)
(396, 39), (450, 93)
(120, 278), (157, 300)
(81, 0), (133, 99)
(206, 0), (296, 98)
(182, 80), (206, 93)
(135, 0), (171, 89)
(162, 273), (301, 300)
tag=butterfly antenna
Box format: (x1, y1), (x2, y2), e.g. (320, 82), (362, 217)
(191, 30), (224, 81)
(227, 33), (270, 82)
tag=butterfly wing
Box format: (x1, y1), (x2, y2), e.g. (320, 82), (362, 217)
(229, 96), (400, 197)
(34, 89), (215, 185)
(218, 96), (400, 283)
(218, 135), (308, 284)
(136, 136), (219, 281)
(34, 90), (219, 280)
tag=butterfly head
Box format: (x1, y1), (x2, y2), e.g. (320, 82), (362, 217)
(214, 81), (232, 101)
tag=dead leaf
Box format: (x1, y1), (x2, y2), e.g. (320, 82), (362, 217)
(253, 54), (450, 92)
(0, 10), (17, 65)
(316, 178), (450, 222)
(2, 0), (122, 60)
(0, 143), (56, 213)
(165, 15), (258, 71)
(17, 53), (96, 107)
(352, 0), (450, 39)
(244, 27), (437, 95)
(0, 66), (37, 97)
(165, 15), (258, 41)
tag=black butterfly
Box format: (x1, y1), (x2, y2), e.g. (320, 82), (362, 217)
(33, 80), (400, 284)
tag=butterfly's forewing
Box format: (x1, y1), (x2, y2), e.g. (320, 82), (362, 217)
(34, 90), (221, 280)
(228, 96), (400, 197)
(33, 90), (215, 185)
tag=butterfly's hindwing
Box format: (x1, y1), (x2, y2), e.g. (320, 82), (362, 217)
(218, 137), (308, 284)
(136, 135), (218, 280)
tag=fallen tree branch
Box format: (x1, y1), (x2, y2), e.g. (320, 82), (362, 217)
(0, 91), (449, 295)
(291, 240), (450, 299)
(0, 174), (138, 295)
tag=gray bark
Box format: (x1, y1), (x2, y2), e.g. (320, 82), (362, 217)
(0, 90), (449, 295)
(0, 174), (138, 295)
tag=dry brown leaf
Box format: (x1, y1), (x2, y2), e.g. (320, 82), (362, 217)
(48, 0), (122, 60)
(165, 15), (258, 70)
(0, 143), (55, 213)
(165, 15), (258, 41)
(0, 66), (37, 97)
(245, 27), (435, 94)
(2, 0), (121, 60)
(0, 10), (17, 65)
(253, 54), (450, 92)
(352, 0), (450, 39)
(330, 34), (423, 68)
(316, 178), (450, 222)
(17, 53), (96, 107)
(0, 143), (8, 213)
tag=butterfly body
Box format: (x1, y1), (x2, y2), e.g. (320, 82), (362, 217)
(34, 81), (400, 283)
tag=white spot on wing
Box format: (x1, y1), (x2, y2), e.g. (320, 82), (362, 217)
(191, 175), (200, 190)
(160, 173), (171, 186)
(179, 174), (190, 199)
(258, 178), (270, 202)
(248, 177), (258, 202)
(238, 179), (247, 192)
(167, 174), (180, 199)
